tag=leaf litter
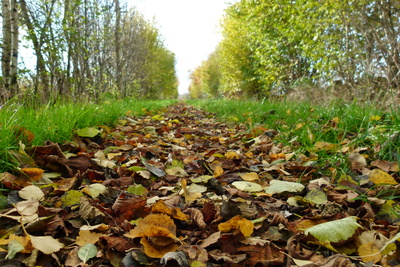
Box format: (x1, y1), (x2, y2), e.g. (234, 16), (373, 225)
(0, 102), (399, 266)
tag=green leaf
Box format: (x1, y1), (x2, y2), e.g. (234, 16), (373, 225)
(0, 194), (8, 210)
(6, 240), (24, 259)
(190, 175), (213, 183)
(380, 231), (400, 255)
(76, 127), (100, 138)
(127, 184), (148, 195)
(61, 190), (84, 207)
(265, 180), (305, 195)
(303, 188), (328, 204)
(78, 243), (97, 263)
(304, 216), (362, 243)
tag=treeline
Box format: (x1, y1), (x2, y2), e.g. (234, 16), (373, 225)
(1, 0), (178, 104)
(190, 0), (400, 102)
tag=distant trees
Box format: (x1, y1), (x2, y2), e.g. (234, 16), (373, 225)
(189, 49), (222, 98)
(0, 0), (178, 104)
(190, 0), (400, 101)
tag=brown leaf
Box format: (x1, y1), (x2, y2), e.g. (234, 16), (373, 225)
(200, 231), (221, 248)
(185, 208), (206, 229)
(112, 194), (147, 222)
(101, 236), (133, 252)
(237, 242), (285, 266)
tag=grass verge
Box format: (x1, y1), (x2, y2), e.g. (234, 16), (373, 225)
(187, 99), (400, 177)
(0, 98), (177, 172)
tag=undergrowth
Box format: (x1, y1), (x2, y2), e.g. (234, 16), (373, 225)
(187, 99), (400, 171)
(0, 98), (177, 172)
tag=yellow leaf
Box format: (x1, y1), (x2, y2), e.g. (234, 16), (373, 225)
(370, 115), (381, 121)
(151, 200), (189, 220)
(140, 237), (178, 258)
(239, 172), (259, 182)
(75, 230), (103, 246)
(225, 151), (240, 160)
(0, 234), (33, 253)
(213, 166), (224, 178)
(313, 141), (338, 152)
(124, 213), (177, 240)
(218, 215), (254, 237)
(369, 169), (398, 185)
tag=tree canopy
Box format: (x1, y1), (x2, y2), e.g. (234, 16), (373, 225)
(1, 0), (178, 104)
(189, 0), (400, 101)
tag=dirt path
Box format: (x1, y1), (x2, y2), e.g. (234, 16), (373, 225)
(0, 102), (398, 266)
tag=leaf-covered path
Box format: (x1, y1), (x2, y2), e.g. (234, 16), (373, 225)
(0, 102), (399, 266)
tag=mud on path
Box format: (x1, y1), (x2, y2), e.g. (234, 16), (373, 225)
(0, 102), (397, 266)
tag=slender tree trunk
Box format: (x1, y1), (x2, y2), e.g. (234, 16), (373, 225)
(2, 0), (12, 101)
(114, 0), (122, 96)
(10, 0), (19, 96)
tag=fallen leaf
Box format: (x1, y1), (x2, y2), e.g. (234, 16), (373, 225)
(18, 185), (44, 201)
(150, 200), (189, 220)
(125, 213), (179, 258)
(239, 172), (259, 182)
(232, 181), (263, 192)
(304, 216), (361, 244)
(78, 243), (97, 263)
(265, 180), (305, 195)
(356, 231), (386, 263)
(303, 188), (328, 204)
(75, 230), (103, 246)
(61, 190), (84, 207)
(200, 231), (221, 248)
(29, 235), (64, 254)
(76, 127), (100, 137)
(218, 215), (254, 237)
(369, 169), (397, 185)
(81, 183), (106, 198)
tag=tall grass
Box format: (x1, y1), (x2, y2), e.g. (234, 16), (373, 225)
(0, 98), (177, 172)
(187, 99), (400, 166)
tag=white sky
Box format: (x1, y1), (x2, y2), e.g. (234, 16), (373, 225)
(127, 0), (230, 95)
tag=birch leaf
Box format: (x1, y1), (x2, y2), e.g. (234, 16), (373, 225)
(305, 217), (361, 243)
(265, 180), (305, 194)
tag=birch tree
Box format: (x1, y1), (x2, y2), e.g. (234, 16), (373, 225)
(1, 0), (19, 101)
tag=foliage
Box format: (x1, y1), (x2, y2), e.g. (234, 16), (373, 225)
(189, 49), (223, 99)
(198, 0), (400, 100)
(1, 0), (178, 103)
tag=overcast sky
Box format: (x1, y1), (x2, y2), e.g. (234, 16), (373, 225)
(127, 0), (230, 94)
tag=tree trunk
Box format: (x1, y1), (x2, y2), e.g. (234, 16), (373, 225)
(114, 0), (122, 96)
(2, 0), (12, 101)
(10, 0), (19, 96)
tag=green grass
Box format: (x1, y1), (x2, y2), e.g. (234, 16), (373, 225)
(0, 98), (177, 172)
(187, 99), (400, 176)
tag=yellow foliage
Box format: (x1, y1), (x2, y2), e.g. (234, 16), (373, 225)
(124, 213), (179, 258)
(151, 200), (189, 220)
(369, 169), (398, 185)
(218, 215), (254, 237)
(213, 166), (224, 178)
